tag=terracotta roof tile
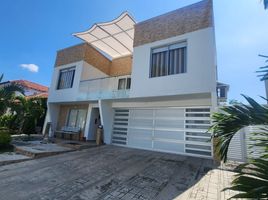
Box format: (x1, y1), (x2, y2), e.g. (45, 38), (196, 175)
(11, 80), (49, 92)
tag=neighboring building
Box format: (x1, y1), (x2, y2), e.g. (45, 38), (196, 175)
(0, 80), (49, 99)
(44, 0), (228, 159)
(217, 82), (229, 104)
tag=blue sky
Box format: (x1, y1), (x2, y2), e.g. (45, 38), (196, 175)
(0, 0), (267, 103)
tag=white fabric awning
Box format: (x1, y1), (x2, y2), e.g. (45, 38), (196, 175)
(73, 12), (136, 59)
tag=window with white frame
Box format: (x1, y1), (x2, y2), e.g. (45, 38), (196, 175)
(118, 77), (131, 90)
(150, 42), (187, 78)
(57, 67), (75, 89)
(66, 109), (87, 129)
(217, 87), (227, 98)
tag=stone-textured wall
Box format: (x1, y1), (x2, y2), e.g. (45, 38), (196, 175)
(110, 55), (132, 76)
(84, 44), (111, 75)
(55, 43), (85, 67)
(55, 43), (132, 76)
(133, 0), (213, 47)
(55, 43), (110, 75)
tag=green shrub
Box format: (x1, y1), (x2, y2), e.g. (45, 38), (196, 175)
(0, 130), (12, 148)
(0, 114), (18, 130)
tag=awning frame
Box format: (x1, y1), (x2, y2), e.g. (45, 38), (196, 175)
(73, 12), (136, 59)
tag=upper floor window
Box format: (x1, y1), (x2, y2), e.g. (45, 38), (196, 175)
(150, 42), (187, 78)
(118, 77), (131, 90)
(57, 67), (75, 90)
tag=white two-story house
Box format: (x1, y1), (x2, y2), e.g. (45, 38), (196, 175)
(44, 0), (228, 159)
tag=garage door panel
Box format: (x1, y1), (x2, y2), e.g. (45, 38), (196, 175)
(154, 141), (184, 153)
(129, 118), (153, 128)
(129, 109), (153, 118)
(128, 137), (152, 149)
(155, 109), (184, 118)
(154, 119), (184, 129)
(185, 136), (210, 143)
(128, 128), (152, 139)
(112, 107), (212, 158)
(186, 131), (211, 137)
(185, 149), (211, 156)
(154, 130), (184, 141)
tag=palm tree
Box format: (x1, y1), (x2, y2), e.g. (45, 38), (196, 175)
(210, 96), (268, 199)
(0, 74), (24, 115)
(10, 96), (45, 135)
(256, 55), (268, 81)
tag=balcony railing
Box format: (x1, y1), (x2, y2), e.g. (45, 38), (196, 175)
(78, 75), (130, 100)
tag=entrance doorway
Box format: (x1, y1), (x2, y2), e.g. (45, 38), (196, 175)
(88, 108), (101, 140)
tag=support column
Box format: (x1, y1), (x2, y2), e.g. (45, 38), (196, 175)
(83, 104), (93, 140)
(98, 100), (113, 144)
(42, 103), (60, 137)
(211, 91), (218, 112)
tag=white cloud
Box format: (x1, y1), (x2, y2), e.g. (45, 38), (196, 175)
(20, 64), (39, 73)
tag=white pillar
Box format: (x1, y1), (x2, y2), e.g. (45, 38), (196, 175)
(98, 100), (113, 144)
(211, 91), (218, 112)
(84, 104), (93, 140)
(42, 103), (60, 137)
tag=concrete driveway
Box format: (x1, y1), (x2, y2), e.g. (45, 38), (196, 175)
(0, 145), (236, 200)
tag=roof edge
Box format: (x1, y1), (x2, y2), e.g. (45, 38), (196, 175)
(136, 0), (211, 26)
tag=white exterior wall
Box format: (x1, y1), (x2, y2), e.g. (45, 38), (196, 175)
(81, 62), (108, 81)
(48, 61), (107, 103)
(130, 27), (217, 100)
(42, 103), (60, 136)
(48, 61), (83, 103)
(45, 27), (218, 148)
(111, 93), (211, 108)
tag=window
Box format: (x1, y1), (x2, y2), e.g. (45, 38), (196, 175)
(217, 87), (227, 98)
(150, 42), (187, 78)
(118, 77), (131, 90)
(57, 67), (75, 89)
(66, 109), (87, 128)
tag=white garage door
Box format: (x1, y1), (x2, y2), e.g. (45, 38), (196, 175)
(112, 107), (212, 158)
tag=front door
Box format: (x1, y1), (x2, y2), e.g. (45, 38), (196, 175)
(88, 108), (101, 140)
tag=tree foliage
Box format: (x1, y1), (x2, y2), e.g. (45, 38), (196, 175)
(9, 96), (46, 135)
(0, 73), (24, 115)
(256, 55), (268, 81)
(0, 73), (46, 135)
(209, 96), (268, 199)
(224, 158), (268, 199)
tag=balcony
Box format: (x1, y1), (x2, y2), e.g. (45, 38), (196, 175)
(78, 75), (131, 101)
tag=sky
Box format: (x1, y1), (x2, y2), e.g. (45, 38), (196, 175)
(0, 0), (267, 103)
